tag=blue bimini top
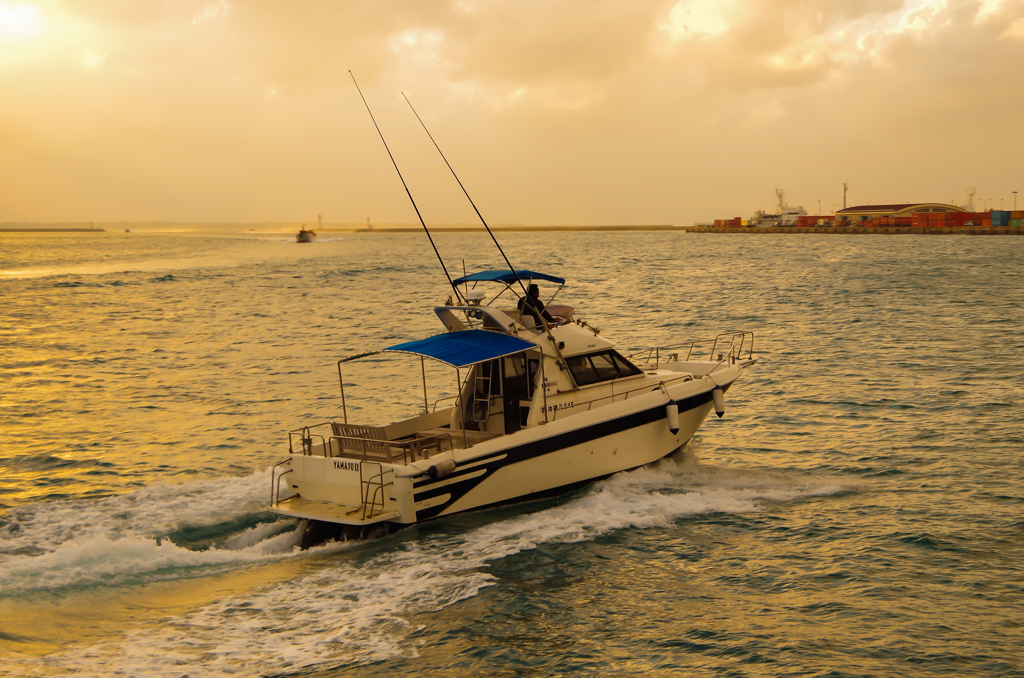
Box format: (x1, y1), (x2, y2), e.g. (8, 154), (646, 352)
(383, 329), (537, 368)
(451, 269), (565, 286)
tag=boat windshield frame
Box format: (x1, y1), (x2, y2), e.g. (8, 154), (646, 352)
(334, 329), (538, 425)
(451, 269), (567, 308)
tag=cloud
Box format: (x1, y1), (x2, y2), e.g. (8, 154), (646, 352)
(660, 0), (737, 40)
(1, 0), (1023, 223)
(193, 0), (231, 25)
(428, 0), (660, 109)
(1001, 16), (1024, 37)
(80, 48), (103, 68)
(975, 0), (1007, 22)
(47, 0), (188, 27)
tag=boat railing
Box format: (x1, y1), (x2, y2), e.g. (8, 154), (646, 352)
(551, 373), (695, 421)
(710, 331), (755, 362)
(270, 460), (293, 508)
(287, 422), (452, 463)
(432, 394), (459, 412)
(289, 426), (328, 456)
(629, 331), (755, 367)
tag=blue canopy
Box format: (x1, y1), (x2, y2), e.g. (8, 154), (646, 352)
(452, 269), (565, 286)
(383, 330), (537, 368)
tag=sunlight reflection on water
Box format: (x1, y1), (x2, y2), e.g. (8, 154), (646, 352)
(1, 229), (1023, 677)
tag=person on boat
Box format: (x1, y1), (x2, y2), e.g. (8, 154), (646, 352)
(518, 283), (555, 327)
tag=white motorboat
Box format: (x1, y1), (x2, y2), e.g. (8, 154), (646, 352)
(296, 228), (316, 243)
(270, 269), (756, 546)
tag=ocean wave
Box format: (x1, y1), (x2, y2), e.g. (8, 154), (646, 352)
(5, 454), (846, 677)
(0, 529), (301, 593)
(0, 469), (298, 593)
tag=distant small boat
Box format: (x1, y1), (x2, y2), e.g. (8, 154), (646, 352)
(124, 229), (132, 233)
(296, 228), (316, 243)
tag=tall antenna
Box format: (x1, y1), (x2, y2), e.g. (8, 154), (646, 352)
(401, 92), (530, 300)
(349, 72), (464, 303)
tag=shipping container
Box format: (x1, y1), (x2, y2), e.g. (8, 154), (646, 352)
(1011, 219), (1021, 228)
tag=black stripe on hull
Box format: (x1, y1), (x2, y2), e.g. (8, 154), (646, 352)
(409, 436), (694, 527)
(411, 382), (725, 520)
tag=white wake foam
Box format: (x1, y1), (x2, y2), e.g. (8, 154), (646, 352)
(0, 469), (301, 594)
(0, 531), (301, 593)
(7, 454), (845, 677)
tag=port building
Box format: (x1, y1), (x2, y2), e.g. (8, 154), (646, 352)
(836, 203), (966, 222)
(705, 193), (1021, 230)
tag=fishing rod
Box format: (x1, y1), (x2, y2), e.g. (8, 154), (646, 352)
(401, 92), (531, 303)
(401, 92), (575, 388)
(349, 71), (465, 304)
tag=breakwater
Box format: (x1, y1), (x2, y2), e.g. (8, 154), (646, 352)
(0, 228), (107, 232)
(686, 225), (1022, 235)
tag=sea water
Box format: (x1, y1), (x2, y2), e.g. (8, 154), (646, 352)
(1, 228), (1022, 677)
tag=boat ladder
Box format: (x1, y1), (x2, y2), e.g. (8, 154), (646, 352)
(355, 462), (393, 521)
(472, 368), (492, 423)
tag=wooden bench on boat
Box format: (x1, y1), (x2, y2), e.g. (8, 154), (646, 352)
(325, 422), (501, 463)
(327, 422), (456, 463)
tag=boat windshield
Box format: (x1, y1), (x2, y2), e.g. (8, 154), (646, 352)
(564, 350), (642, 386)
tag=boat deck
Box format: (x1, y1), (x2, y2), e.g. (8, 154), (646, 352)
(273, 495), (400, 524)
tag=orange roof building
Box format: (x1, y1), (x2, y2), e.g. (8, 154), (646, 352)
(836, 203), (966, 221)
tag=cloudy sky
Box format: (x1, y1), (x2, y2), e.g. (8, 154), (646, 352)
(1, 0), (1022, 225)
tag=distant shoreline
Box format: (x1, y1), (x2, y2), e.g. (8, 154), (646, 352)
(338, 225), (681, 233)
(686, 226), (1022, 235)
(0, 228), (107, 233)
(0, 223), (679, 233)
(3, 224), (1021, 235)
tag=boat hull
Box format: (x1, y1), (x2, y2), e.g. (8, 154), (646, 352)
(270, 367), (738, 531)
(411, 390), (719, 522)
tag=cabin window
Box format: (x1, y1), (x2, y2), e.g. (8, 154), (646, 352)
(565, 350), (643, 387)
